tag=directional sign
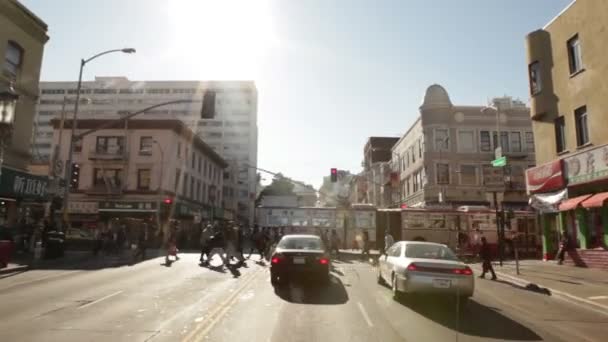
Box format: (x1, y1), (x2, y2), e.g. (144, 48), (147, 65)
(492, 156), (507, 167)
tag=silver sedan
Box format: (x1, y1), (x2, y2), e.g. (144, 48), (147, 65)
(377, 241), (475, 302)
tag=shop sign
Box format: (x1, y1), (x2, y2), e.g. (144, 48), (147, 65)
(99, 201), (156, 211)
(0, 167), (49, 200)
(564, 144), (608, 185)
(526, 160), (565, 194)
(68, 201), (99, 214)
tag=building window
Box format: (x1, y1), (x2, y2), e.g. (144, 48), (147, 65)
(198, 157), (202, 172)
(458, 130), (475, 152)
(500, 132), (510, 152)
(418, 139), (422, 158)
(480, 131), (492, 152)
(96, 136), (124, 154)
(4, 41), (23, 77)
(137, 169), (151, 190)
(177, 142), (182, 158)
(528, 61), (542, 95)
(434, 128), (449, 151)
(411, 146), (416, 163)
(175, 169), (181, 191)
(192, 152), (196, 169)
(139, 136), (153, 154)
(574, 106), (589, 146)
(191, 177), (195, 199)
(73, 138), (82, 153)
(567, 34), (583, 75)
(183, 173), (188, 197)
(436, 164), (450, 185)
(554, 117), (566, 153)
(525, 132), (535, 152)
(510, 132), (522, 152)
(93, 168), (123, 188)
(460, 165), (477, 185)
(197, 180), (202, 201)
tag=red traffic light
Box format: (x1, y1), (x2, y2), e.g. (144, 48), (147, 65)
(331, 168), (337, 175)
(330, 168), (338, 183)
(163, 198), (173, 204)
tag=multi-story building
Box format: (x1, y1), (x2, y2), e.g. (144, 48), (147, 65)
(34, 77), (257, 224)
(52, 118), (227, 234)
(0, 0), (48, 226)
(359, 137), (399, 207)
(393, 84), (535, 209)
(525, 0), (608, 267)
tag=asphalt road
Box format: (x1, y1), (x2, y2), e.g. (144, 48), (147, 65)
(0, 253), (606, 342)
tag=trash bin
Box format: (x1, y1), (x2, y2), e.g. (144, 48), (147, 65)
(44, 231), (65, 259)
(0, 240), (14, 268)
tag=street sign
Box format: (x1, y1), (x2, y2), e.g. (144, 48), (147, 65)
(492, 156), (507, 167)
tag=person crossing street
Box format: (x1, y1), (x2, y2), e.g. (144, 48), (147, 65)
(479, 237), (497, 280)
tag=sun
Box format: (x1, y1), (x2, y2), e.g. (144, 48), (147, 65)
(167, 0), (277, 80)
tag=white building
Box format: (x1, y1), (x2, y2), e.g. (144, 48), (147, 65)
(33, 77), (258, 224)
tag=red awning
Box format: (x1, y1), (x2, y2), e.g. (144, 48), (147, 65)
(582, 192), (608, 209)
(558, 194), (592, 211)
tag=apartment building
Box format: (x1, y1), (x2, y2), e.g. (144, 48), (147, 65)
(393, 84), (535, 209)
(358, 137), (399, 207)
(35, 77), (257, 224)
(525, 0), (608, 267)
(51, 118), (227, 232)
(0, 0), (48, 226)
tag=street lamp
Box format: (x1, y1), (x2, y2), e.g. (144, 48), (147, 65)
(0, 82), (19, 179)
(61, 48), (135, 229)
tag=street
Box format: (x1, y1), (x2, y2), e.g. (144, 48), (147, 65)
(0, 253), (607, 342)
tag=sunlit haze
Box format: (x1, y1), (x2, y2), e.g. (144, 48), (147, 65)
(22, 0), (572, 188)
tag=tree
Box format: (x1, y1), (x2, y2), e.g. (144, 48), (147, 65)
(256, 173), (296, 205)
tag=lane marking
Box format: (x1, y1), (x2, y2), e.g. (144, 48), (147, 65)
(588, 295), (608, 300)
(182, 268), (262, 342)
(357, 302), (374, 327)
(77, 290), (123, 309)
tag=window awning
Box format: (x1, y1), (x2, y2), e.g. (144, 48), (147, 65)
(581, 192), (608, 209)
(558, 194), (592, 211)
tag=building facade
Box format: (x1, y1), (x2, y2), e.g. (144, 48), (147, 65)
(52, 119), (227, 234)
(34, 77), (257, 224)
(0, 0), (49, 226)
(393, 84), (535, 210)
(359, 137), (399, 207)
(525, 0), (608, 267)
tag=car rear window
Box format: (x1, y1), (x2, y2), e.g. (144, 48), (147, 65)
(405, 244), (458, 261)
(277, 237), (323, 250)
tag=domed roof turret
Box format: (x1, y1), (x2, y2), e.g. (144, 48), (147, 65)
(420, 84), (452, 109)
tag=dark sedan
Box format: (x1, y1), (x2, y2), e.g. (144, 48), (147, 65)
(270, 234), (330, 286)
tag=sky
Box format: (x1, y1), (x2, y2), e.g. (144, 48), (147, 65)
(21, 0), (572, 189)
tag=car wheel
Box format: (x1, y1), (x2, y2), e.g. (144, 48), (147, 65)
(391, 274), (402, 301)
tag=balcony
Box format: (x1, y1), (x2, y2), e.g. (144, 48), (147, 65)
(89, 147), (128, 161)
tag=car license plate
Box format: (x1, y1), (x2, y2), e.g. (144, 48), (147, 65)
(433, 279), (451, 288)
(293, 257), (306, 264)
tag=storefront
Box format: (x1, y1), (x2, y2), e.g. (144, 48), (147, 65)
(0, 167), (50, 227)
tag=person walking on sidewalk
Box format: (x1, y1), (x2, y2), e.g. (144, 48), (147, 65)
(330, 229), (341, 256)
(361, 231), (370, 259)
(133, 226), (148, 262)
(557, 231), (572, 265)
(384, 230), (394, 254)
(479, 237), (497, 280)
(199, 224), (214, 265)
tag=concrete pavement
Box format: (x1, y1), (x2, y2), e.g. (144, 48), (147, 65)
(0, 253), (606, 341)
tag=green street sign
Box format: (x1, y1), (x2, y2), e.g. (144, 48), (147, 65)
(492, 156), (507, 167)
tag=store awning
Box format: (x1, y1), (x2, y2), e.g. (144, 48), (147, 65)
(581, 192), (608, 209)
(558, 194), (592, 211)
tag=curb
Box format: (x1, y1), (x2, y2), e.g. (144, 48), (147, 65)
(471, 265), (608, 316)
(0, 264), (29, 276)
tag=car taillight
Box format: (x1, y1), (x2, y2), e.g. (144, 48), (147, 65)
(453, 266), (473, 275)
(319, 258), (329, 265)
(271, 255), (282, 264)
(406, 263), (417, 271)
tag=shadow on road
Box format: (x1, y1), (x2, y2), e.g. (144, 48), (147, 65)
(398, 296), (543, 341)
(493, 279), (552, 296)
(273, 274), (349, 305)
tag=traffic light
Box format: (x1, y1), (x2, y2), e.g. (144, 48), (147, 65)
(201, 90), (216, 119)
(330, 168), (338, 182)
(163, 198), (173, 205)
(70, 163), (80, 189)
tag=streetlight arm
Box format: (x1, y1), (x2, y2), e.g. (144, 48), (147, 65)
(83, 48), (135, 65)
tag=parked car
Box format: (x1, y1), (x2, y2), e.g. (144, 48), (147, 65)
(377, 241), (474, 303)
(270, 234), (330, 286)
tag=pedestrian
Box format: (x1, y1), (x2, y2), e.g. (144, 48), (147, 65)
(361, 231), (370, 259)
(557, 230), (572, 265)
(384, 230), (394, 254)
(199, 224), (214, 265)
(165, 226), (179, 264)
(330, 229), (341, 255)
(116, 225), (127, 256)
(225, 225), (245, 267)
(248, 226), (265, 260)
(321, 229), (329, 252)
(133, 225), (148, 262)
(93, 226), (102, 256)
(479, 237), (497, 280)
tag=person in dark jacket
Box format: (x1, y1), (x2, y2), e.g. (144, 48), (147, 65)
(479, 237), (497, 280)
(557, 231), (572, 265)
(133, 226), (148, 262)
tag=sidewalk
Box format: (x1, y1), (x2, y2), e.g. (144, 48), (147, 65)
(470, 259), (608, 315)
